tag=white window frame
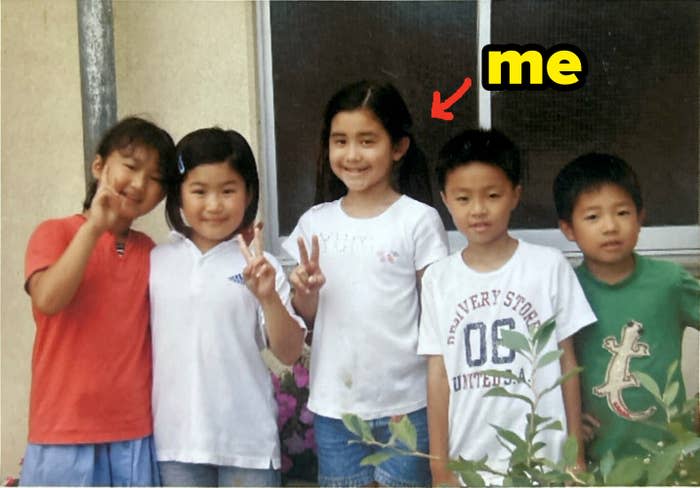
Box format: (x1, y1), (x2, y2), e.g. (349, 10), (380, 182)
(255, 0), (700, 270)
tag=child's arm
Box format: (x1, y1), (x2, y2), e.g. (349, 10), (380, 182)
(238, 233), (305, 365)
(289, 236), (325, 326)
(27, 185), (122, 315)
(559, 337), (586, 471)
(427, 354), (459, 486)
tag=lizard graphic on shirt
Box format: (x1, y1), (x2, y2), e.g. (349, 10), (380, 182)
(593, 320), (656, 420)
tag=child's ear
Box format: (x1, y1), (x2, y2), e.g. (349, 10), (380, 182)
(440, 191), (448, 207)
(392, 136), (410, 162)
(511, 184), (523, 209)
(558, 219), (576, 242)
(90, 155), (104, 179)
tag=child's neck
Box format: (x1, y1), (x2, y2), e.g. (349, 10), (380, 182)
(462, 234), (518, 272)
(584, 254), (636, 285)
(341, 188), (401, 218)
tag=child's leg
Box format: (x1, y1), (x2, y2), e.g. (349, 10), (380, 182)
(218, 465), (281, 487)
(159, 461), (218, 486)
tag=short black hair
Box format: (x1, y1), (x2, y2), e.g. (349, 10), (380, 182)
(436, 128), (521, 191)
(553, 152), (643, 223)
(83, 116), (175, 210)
(165, 127), (259, 237)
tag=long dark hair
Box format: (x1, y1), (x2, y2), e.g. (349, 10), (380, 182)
(314, 80), (433, 205)
(83, 117), (175, 210)
(164, 127), (259, 237)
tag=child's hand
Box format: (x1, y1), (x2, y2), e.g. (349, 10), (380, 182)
(87, 183), (123, 233)
(581, 412), (600, 443)
(290, 235), (325, 295)
(237, 226), (276, 303)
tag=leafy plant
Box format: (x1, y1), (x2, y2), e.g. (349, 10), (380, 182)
(589, 360), (700, 486)
(447, 317), (587, 486)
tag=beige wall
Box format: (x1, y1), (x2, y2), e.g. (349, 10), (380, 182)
(1, 0), (258, 477)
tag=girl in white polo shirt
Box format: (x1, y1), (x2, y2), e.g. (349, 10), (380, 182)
(149, 128), (306, 487)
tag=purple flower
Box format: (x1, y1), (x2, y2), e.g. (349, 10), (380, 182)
(281, 453), (293, 473)
(303, 428), (316, 453)
(299, 405), (314, 425)
(277, 392), (298, 428)
(293, 363), (309, 388)
(284, 432), (307, 455)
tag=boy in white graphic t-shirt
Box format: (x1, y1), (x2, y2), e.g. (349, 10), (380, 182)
(417, 129), (596, 485)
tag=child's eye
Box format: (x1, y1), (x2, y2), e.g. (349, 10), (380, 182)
(332, 139), (346, 146)
(192, 189), (205, 195)
(223, 188), (237, 195)
(123, 163), (136, 170)
(618, 209), (631, 216)
(456, 196), (470, 202)
(584, 214), (598, 221)
(489, 193), (500, 199)
(361, 139), (375, 146)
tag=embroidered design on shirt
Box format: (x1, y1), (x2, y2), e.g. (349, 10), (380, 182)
(228, 273), (245, 285)
(593, 320), (656, 421)
(377, 250), (399, 263)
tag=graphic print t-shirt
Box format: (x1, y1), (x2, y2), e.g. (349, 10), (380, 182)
(418, 240), (596, 481)
(574, 255), (700, 461)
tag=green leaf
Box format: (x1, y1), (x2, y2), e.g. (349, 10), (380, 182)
(634, 370), (663, 402)
(341, 413), (375, 442)
(532, 441), (546, 454)
(562, 435), (579, 467)
(541, 367), (583, 396)
(647, 444), (684, 485)
(663, 381), (680, 407)
(535, 349), (563, 370)
(599, 450), (615, 480)
(493, 425), (527, 450)
(360, 449), (394, 466)
(459, 471), (485, 487)
(605, 457), (646, 485)
(666, 359), (679, 385)
(532, 317), (556, 354)
(526, 413), (550, 429)
(540, 420), (563, 432)
(636, 438), (660, 454)
(389, 414), (417, 451)
(501, 329), (531, 355)
(483, 387), (534, 408)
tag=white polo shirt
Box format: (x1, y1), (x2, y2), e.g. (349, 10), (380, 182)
(150, 232), (305, 469)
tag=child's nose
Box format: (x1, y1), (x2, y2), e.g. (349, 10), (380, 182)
(602, 214), (619, 232)
(346, 142), (360, 161)
(206, 194), (223, 211)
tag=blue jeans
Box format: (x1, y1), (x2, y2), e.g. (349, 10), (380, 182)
(314, 408), (431, 487)
(159, 461), (280, 487)
(20, 436), (159, 486)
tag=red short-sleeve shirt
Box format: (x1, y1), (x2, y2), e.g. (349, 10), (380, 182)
(25, 215), (154, 444)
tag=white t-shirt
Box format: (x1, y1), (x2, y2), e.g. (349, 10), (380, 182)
(282, 195), (448, 419)
(418, 240), (596, 484)
(150, 232), (305, 469)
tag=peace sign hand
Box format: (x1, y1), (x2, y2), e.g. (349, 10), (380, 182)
(87, 183), (123, 233)
(289, 235), (325, 295)
(237, 225), (277, 303)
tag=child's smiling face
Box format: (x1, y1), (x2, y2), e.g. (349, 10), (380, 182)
(180, 162), (250, 253)
(559, 183), (642, 272)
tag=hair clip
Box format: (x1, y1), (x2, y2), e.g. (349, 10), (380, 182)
(177, 155), (186, 175)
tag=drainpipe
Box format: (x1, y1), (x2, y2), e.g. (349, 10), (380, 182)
(77, 0), (117, 189)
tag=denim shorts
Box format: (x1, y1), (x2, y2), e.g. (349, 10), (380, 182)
(159, 461), (280, 487)
(314, 408), (431, 487)
(20, 435), (159, 486)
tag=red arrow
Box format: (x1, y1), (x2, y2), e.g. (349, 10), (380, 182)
(431, 77), (473, 121)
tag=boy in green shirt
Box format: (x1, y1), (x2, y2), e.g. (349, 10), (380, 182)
(552, 152), (699, 462)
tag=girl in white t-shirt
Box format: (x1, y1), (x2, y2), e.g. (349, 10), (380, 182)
(150, 128), (306, 487)
(283, 80), (449, 487)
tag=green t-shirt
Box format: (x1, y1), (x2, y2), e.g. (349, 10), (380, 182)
(574, 254), (699, 462)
